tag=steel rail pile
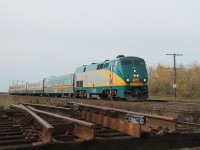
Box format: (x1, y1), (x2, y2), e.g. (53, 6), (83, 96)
(23, 102), (177, 137)
(0, 104), (96, 150)
(0, 103), (178, 149)
(66, 102), (177, 135)
(27, 105), (95, 141)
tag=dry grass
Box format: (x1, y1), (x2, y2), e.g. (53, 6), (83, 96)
(0, 94), (14, 109)
(0, 94), (64, 109)
(1, 94), (200, 119)
(0, 94), (148, 112)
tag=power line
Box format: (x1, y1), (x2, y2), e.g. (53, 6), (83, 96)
(166, 53), (183, 99)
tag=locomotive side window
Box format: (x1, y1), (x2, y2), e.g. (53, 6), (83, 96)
(121, 60), (133, 65)
(114, 61), (118, 66)
(76, 81), (83, 87)
(83, 67), (86, 72)
(103, 63), (109, 68)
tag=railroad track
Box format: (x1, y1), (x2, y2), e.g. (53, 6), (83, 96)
(0, 110), (40, 149)
(0, 102), (179, 150)
(177, 121), (200, 135)
(0, 105), (86, 150)
(63, 98), (200, 124)
(63, 97), (200, 108)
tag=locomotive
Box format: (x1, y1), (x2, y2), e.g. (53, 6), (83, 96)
(8, 55), (148, 101)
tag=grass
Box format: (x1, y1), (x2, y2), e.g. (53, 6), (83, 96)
(0, 94), (65, 109)
(149, 95), (200, 101)
(1, 94), (200, 110)
(0, 94), (14, 109)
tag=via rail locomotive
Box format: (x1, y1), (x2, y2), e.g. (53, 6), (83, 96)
(8, 55), (148, 101)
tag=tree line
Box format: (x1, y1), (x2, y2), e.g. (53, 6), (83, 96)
(148, 63), (200, 100)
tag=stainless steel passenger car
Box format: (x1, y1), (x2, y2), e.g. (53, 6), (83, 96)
(27, 80), (44, 95)
(15, 82), (27, 95)
(8, 85), (16, 95)
(44, 74), (73, 97)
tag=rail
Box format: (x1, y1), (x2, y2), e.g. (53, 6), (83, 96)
(67, 102), (177, 134)
(10, 104), (54, 144)
(27, 105), (95, 140)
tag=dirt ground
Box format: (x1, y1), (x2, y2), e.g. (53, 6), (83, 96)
(1, 94), (200, 150)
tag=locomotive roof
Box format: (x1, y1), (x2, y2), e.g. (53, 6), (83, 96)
(77, 56), (144, 68)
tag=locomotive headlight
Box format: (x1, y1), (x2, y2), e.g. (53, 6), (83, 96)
(144, 79), (146, 82)
(126, 79), (130, 82)
(134, 69), (136, 72)
(136, 74), (139, 77)
(133, 74), (136, 77)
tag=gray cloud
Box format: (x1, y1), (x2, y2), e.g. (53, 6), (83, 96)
(0, 0), (200, 91)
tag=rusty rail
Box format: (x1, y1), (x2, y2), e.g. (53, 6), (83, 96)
(1, 100), (200, 150)
(81, 110), (141, 138)
(21, 103), (72, 112)
(0, 104), (97, 149)
(24, 104), (143, 138)
(11, 104), (54, 144)
(24, 102), (177, 137)
(0, 108), (42, 149)
(0, 100), (188, 150)
(67, 102), (177, 134)
(27, 105), (95, 140)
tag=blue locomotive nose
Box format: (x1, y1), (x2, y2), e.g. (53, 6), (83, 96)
(120, 57), (148, 101)
(121, 59), (147, 82)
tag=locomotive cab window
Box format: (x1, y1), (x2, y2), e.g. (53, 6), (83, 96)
(83, 67), (86, 72)
(121, 60), (133, 65)
(134, 60), (145, 66)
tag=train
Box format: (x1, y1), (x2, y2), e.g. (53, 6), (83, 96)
(8, 55), (148, 101)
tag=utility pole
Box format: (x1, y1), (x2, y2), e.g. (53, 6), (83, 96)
(166, 53), (183, 99)
(12, 80), (19, 84)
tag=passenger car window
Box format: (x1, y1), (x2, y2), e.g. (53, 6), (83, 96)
(97, 64), (103, 70)
(83, 67), (86, 72)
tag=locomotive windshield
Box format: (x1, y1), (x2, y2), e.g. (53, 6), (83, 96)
(134, 60), (145, 66)
(121, 60), (145, 66)
(121, 60), (133, 65)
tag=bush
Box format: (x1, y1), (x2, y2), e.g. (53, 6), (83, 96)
(148, 63), (200, 100)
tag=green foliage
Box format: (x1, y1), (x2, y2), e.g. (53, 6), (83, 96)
(148, 63), (200, 100)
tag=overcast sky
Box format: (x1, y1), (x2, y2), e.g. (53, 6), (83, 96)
(0, 0), (200, 92)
